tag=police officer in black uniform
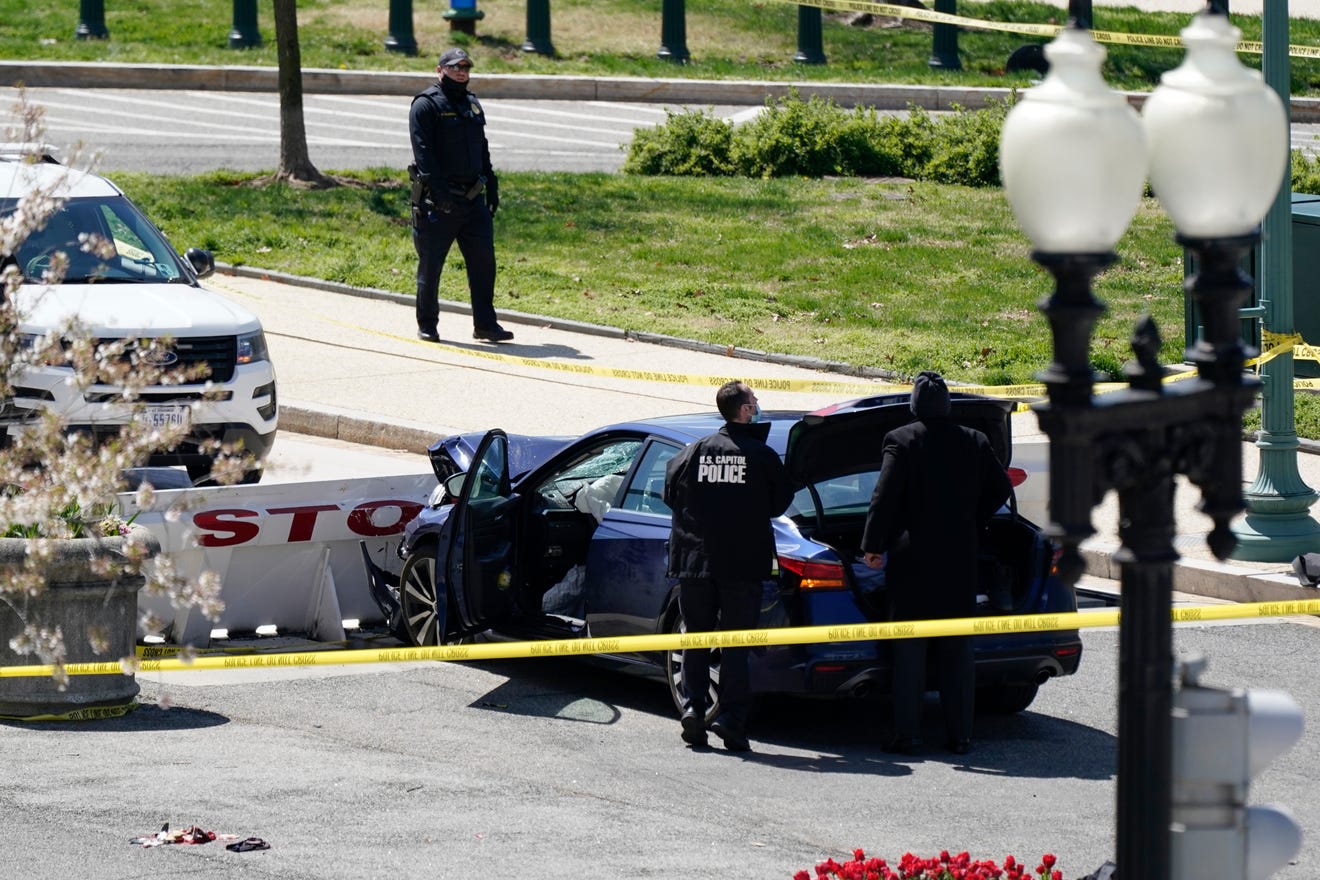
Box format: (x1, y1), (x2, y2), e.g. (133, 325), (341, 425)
(663, 381), (795, 752)
(408, 47), (512, 344)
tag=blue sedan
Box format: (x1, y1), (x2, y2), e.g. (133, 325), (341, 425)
(364, 392), (1081, 718)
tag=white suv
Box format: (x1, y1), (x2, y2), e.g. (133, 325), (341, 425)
(0, 156), (277, 483)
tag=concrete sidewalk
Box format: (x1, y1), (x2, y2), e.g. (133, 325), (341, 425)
(213, 266), (1320, 611)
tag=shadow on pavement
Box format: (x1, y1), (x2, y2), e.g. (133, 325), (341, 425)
(0, 702), (229, 732)
(458, 656), (1114, 780)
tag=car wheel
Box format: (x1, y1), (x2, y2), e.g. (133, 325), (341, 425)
(398, 545), (450, 647)
(664, 602), (721, 722)
(976, 682), (1039, 715)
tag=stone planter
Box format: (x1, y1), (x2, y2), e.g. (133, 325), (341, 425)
(0, 526), (159, 720)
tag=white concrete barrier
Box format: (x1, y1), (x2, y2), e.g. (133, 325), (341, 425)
(122, 473), (435, 647)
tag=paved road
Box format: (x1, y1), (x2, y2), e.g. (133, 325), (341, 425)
(6, 86), (754, 174)
(9, 84), (1318, 174)
(3, 617), (1317, 879)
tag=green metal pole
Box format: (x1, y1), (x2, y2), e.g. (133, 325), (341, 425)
(793, 5), (826, 65)
(228, 0), (261, 49)
(657, 0), (689, 63)
(385, 0), (418, 55)
(1232, 0), (1320, 560)
(522, 0), (554, 55)
(75, 0), (109, 39)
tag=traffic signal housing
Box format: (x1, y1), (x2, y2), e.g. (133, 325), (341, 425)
(1171, 657), (1304, 880)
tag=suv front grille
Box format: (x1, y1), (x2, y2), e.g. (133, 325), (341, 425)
(98, 335), (237, 384)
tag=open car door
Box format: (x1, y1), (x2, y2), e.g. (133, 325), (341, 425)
(447, 429), (519, 630)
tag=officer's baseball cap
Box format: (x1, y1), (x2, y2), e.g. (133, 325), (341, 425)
(438, 48), (473, 69)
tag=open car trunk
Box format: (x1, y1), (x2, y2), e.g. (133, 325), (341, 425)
(783, 393), (1048, 620)
(790, 510), (1052, 620)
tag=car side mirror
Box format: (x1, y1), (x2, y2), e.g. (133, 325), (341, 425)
(185, 247), (215, 279)
(444, 472), (466, 501)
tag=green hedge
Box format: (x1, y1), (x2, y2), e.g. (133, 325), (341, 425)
(626, 91), (1320, 196)
(623, 92), (1010, 186)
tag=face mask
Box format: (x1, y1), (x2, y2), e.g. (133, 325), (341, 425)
(748, 404), (762, 424)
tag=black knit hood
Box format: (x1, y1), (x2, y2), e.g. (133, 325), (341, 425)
(910, 370), (951, 419)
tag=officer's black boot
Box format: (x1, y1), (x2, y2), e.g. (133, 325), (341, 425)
(709, 707), (750, 752)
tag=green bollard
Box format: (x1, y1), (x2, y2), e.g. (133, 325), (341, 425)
(522, 0), (554, 55)
(657, 0), (689, 63)
(385, 0), (418, 55)
(928, 0), (961, 70)
(793, 5), (826, 64)
(228, 0), (262, 48)
(75, 0), (109, 40)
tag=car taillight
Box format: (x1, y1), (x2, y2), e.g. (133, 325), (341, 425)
(778, 556), (845, 590)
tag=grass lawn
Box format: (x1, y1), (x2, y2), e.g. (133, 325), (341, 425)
(117, 168), (1185, 388)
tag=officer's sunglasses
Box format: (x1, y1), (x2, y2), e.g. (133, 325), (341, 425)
(445, 63), (473, 71)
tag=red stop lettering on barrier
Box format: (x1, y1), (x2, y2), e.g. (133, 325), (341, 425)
(192, 499), (425, 547)
(268, 504), (341, 542)
(347, 500), (424, 536)
(194, 509), (261, 548)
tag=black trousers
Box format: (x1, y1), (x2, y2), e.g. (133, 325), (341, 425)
(891, 635), (974, 743)
(412, 193), (497, 332)
(678, 577), (760, 721)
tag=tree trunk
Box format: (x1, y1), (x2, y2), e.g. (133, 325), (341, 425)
(273, 0), (334, 187)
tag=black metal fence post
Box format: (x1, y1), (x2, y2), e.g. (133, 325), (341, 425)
(794, 5), (826, 65)
(657, 0), (690, 63)
(385, 0), (418, 55)
(929, 0), (961, 70)
(76, 0), (109, 40)
(228, 0), (262, 48)
(522, 0), (555, 55)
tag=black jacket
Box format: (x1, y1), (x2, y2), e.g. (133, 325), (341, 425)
(860, 418), (1011, 620)
(409, 83), (497, 195)
(664, 421), (795, 581)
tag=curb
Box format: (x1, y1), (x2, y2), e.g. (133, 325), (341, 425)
(1079, 542), (1320, 606)
(8, 60), (1320, 121)
(277, 400), (440, 456)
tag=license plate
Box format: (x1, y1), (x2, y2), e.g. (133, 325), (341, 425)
(136, 404), (191, 430)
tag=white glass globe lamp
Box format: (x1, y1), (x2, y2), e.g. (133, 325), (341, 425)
(999, 25), (1147, 254)
(1141, 10), (1288, 238)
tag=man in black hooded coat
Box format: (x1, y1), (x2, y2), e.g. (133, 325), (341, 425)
(860, 371), (1011, 755)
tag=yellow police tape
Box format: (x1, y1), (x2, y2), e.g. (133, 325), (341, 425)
(3, 598), (1317, 679)
(784, 0), (1320, 59)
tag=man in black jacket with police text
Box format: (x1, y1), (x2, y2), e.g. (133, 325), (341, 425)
(664, 381), (794, 751)
(408, 47), (511, 344)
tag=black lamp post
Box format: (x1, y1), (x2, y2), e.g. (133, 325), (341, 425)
(999, 3), (1287, 879)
